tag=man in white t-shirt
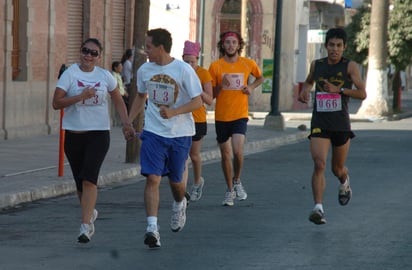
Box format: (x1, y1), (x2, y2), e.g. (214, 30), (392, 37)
(128, 28), (202, 249)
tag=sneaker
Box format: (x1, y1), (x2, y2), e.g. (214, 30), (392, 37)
(222, 190), (236, 206)
(190, 177), (205, 201)
(309, 209), (326, 225)
(338, 177), (352, 206)
(170, 197), (187, 232)
(78, 223), (92, 243)
(233, 181), (247, 200)
(144, 225), (161, 248)
(89, 209), (98, 237)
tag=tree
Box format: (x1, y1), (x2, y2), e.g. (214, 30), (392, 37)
(388, 0), (412, 112)
(346, 0), (412, 116)
(357, 0), (390, 118)
(125, 0), (150, 163)
(345, 1), (370, 66)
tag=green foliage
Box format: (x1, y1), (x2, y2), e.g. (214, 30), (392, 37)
(388, 0), (412, 70)
(345, 2), (371, 66)
(345, 0), (412, 71)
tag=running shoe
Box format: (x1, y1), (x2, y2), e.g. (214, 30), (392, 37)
(222, 190), (236, 206)
(190, 177), (205, 201)
(89, 209), (98, 238)
(78, 223), (92, 243)
(144, 224), (161, 248)
(170, 197), (187, 232)
(78, 209), (98, 243)
(338, 177), (352, 206)
(309, 209), (326, 225)
(233, 181), (247, 200)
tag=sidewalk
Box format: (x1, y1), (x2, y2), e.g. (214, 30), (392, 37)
(1, 90), (412, 210)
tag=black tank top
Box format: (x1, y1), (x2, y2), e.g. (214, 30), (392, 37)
(311, 57), (352, 131)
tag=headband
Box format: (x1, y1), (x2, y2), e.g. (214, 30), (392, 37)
(223, 32), (239, 41)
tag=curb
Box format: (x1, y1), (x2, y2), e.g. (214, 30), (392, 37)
(0, 132), (308, 210)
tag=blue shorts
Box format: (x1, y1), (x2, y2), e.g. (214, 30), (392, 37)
(215, 118), (248, 143)
(140, 130), (191, 182)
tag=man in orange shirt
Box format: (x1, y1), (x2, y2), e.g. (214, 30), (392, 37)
(209, 31), (263, 206)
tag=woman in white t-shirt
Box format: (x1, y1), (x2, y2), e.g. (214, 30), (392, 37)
(52, 38), (134, 243)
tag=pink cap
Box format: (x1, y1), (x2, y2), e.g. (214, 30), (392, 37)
(183, 40), (201, 57)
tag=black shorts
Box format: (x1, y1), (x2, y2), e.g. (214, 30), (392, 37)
(215, 118), (248, 144)
(309, 128), (355, 147)
(64, 130), (110, 191)
(192, 122), (207, 142)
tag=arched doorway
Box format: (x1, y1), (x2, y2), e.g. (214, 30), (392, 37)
(211, 0), (263, 64)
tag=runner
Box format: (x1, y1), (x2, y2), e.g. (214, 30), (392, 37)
(298, 28), (366, 225)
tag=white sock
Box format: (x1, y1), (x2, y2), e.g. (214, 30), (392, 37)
(147, 216), (158, 229)
(314, 203), (324, 213)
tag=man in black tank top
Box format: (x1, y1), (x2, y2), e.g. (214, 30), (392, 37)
(298, 28), (366, 225)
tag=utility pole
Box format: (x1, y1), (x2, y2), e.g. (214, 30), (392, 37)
(125, 0), (150, 163)
(264, 0), (285, 130)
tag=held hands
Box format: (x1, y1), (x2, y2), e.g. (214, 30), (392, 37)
(122, 124), (135, 141)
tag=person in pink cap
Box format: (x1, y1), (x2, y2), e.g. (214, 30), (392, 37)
(181, 40), (213, 202)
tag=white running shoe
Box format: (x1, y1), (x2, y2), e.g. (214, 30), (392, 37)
(190, 177), (205, 201)
(338, 176), (352, 206)
(170, 197), (187, 232)
(89, 209), (98, 237)
(233, 181), (248, 200)
(78, 209), (98, 243)
(309, 209), (326, 225)
(222, 190), (236, 206)
(144, 224), (161, 248)
(78, 223), (92, 243)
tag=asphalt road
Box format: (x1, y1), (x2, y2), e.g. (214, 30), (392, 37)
(1, 118), (412, 270)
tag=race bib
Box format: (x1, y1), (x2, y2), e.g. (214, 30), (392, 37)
(316, 92), (342, 112)
(146, 81), (175, 106)
(78, 91), (104, 106)
(222, 73), (244, 90)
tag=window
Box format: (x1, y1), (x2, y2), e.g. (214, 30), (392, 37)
(12, 0), (28, 81)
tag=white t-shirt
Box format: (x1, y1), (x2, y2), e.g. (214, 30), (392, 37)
(137, 59), (202, 138)
(56, 64), (117, 131)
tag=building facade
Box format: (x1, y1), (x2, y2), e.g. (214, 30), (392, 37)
(1, 0), (351, 140)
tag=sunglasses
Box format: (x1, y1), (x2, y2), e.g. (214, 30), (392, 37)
(81, 47), (99, 57)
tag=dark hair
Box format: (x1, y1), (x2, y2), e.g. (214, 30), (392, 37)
(217, 31), (245, 57)
(81, 38), (103, 52)
(325, 28), (347, 46)
(121, 49), (133, 64)
(112, 61), (121, 71)
(147, 28), (173, 53)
